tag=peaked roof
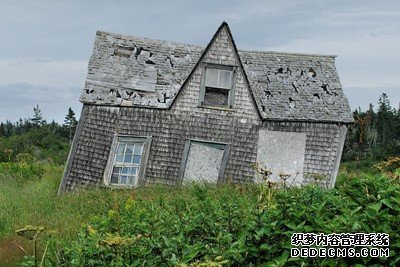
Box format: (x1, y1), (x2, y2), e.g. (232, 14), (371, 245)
(80, 23), (353, 123)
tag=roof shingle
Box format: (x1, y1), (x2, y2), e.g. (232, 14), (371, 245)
(80, 29), (353, 123)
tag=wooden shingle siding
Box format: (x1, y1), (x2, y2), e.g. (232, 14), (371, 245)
(61, 105), (346, 191)
(63, 105), (119, 190)
(61, 105), (259, 191)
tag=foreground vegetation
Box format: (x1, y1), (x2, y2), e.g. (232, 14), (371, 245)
(0, 163), (132, 265)
(1, 159), (399, 266)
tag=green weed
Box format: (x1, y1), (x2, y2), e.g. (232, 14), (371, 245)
(1, 162), (400, 266)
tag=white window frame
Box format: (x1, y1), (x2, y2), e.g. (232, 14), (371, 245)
(103, 135), (152, 188)
(199, 63), (236, 109)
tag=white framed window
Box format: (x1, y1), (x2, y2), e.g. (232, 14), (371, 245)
(200, 64), (236, 108)
(104, 135), (152, 187)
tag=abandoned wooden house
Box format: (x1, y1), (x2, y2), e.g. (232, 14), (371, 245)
(58, 22), (353, 193)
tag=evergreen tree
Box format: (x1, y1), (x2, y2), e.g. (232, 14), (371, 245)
(376, 93), (395, 150)
(63, 107), (78, 143)
(0, 123), (5, 137)
(30, 105), (46, 127)
(366, 103), (377, 149)
(396, 104), (400, 141)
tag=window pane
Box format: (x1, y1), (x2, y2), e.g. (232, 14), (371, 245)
(120, 175), (128, 185)
(133, 155), (141, 164)
(121, 167), (129, 174)
(204, 87), (229, 107)
(111, 173), (119, 184)
(112, 166), (121, 174)
(126, 145), (134, 155)
(128, 175), (136, 186)
(124, 155), (132, 163)
(205, 68), (219, 87)
(219, 70), (232, 89)
(116, 144), (126, 154)
(130, 167), (138, 176)
(134, 144), (143, 155)
(115, 154), (124, 163)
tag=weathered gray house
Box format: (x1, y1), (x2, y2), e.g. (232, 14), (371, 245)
(58, 22), (353, 192)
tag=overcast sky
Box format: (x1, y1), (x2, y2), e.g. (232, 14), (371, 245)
(0, 0), (399, 123)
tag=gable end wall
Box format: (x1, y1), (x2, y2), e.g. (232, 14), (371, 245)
(171, 26), (259, 121)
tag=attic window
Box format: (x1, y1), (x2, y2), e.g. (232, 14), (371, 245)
(200, 65), (235, 108)
(104, 136), (152, 187)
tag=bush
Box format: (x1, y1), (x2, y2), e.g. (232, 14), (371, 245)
(0, 161), (44, 181)
(49, 174), (400, 266)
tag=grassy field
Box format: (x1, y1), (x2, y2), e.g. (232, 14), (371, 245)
(0, 161), (399, 266)
(0, 163), (133, 265)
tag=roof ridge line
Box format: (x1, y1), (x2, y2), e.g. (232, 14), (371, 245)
(96, 30), (204, 49)
(97, 30), (336, 58)
(239, 49), (336, 58)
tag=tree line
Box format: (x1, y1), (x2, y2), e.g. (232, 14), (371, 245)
(0, 106), (77, 165)
(343, 93), (400, 161)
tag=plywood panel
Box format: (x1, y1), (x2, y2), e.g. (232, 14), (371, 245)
(257, 129), (306, 186)
(183, 142), (224, 183)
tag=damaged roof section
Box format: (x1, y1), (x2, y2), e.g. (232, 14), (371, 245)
(239, 51), (354, 123)
(80, 30), (353, 123)
(81, 31), (204, 108)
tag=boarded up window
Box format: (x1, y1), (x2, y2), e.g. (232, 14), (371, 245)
(256, 130), (306, 186)
(180, 141), (229, 184)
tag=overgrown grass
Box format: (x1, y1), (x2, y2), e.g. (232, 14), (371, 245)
(0, 163), (133, 265)
(1, 160), (400, 266)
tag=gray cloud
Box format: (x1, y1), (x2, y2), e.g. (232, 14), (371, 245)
(344, 86), (400, 111)
(0, 0), (399, 122)
(0, 83), (82, 123)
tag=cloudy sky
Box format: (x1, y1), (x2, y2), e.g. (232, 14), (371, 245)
(0, 0), (399, 123)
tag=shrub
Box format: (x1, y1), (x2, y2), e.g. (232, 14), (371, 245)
(50, 174), (400, 266)
(0, 161), (44, 181)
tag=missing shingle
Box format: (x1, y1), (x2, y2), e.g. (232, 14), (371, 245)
(277, 67), (284, 74)
(158, 93), (167, 103)
(145, 60), (155, 65)
(308, 68), (316, 77)
(134, 47), (142, 59)
(321, 84), (331, 95)
(134, 47), (150, 60)
(313, 93), (320, 99)
(289, 97), (295, 109)
(113, 47), (134, 58)
(166, 56), (174, 68)
(265, 90), (273, 99)
(292, 82), (299, 93)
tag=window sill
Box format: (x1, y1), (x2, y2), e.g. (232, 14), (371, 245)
(197, 105), (234, 112)
(104, 183), (138, 189)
